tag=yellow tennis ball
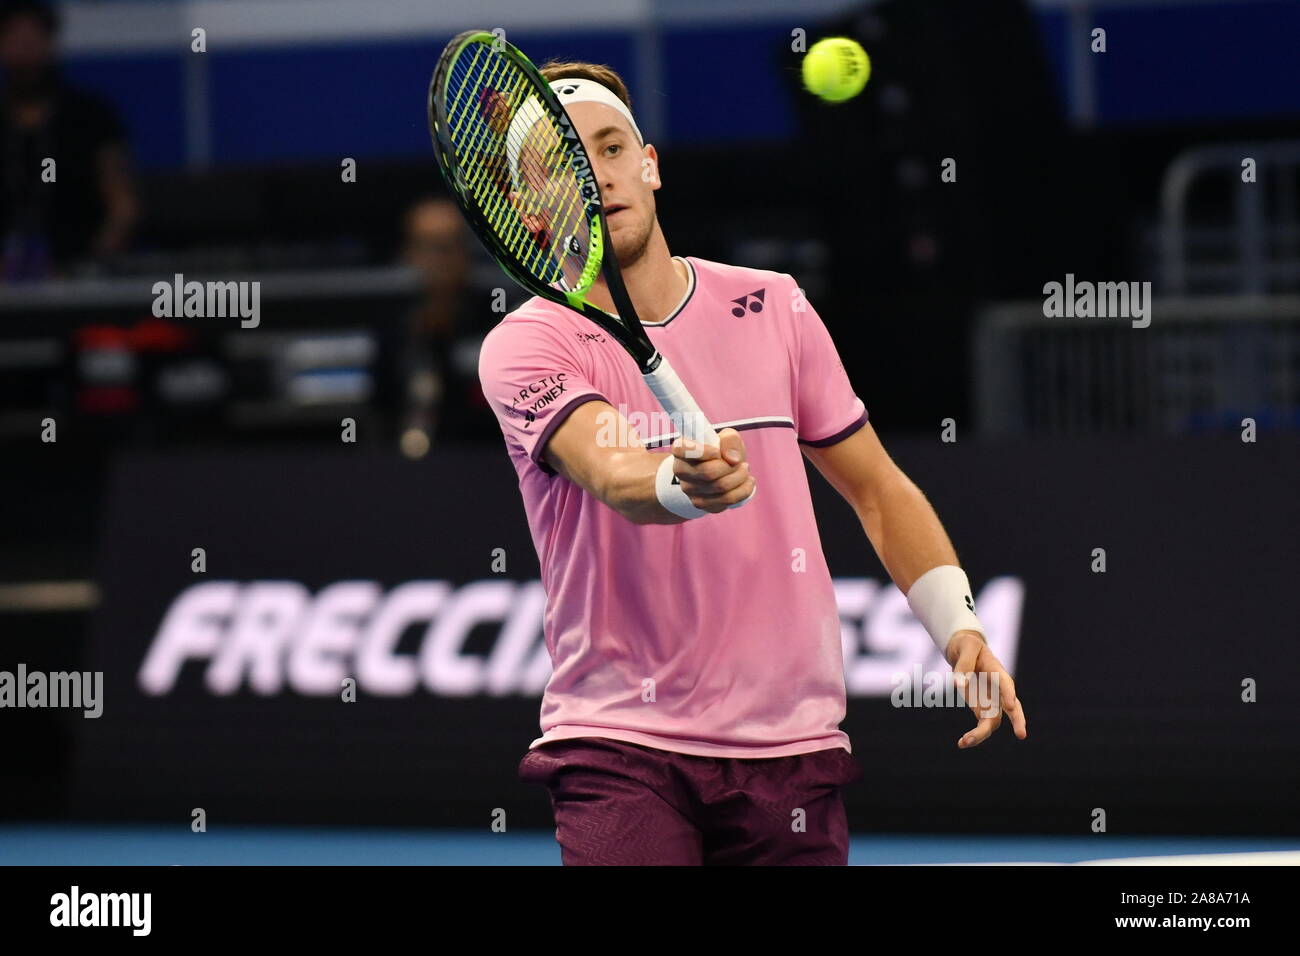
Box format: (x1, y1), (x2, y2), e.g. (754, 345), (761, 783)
(802, 37), (871, 103)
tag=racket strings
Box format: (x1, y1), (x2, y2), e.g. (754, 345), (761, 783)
(446, 55), (521, 208)
(448, 52), (571, 282)
(444, 49), (572, 273)
(444, 56), (524, 227)
(443, 51), (537, 248)
(442, 41), (594, 293)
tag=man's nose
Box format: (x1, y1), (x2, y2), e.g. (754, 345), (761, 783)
(589, 156), (610, 187)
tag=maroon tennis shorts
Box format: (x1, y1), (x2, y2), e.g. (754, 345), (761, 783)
(519, 736), (863, 865)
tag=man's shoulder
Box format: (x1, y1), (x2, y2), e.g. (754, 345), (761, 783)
(504, 293), (569, 318)
(685, 257), (802, 324)
(686, 256), (798, 292)
(480, 295), (582, 360)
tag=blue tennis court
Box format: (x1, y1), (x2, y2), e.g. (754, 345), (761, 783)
(3, 826), (1297, 866)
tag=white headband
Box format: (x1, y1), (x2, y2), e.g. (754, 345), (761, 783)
(505, 77), (643, 190)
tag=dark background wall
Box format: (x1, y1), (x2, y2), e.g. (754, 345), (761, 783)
(2, 438), (1284, 834)
(2, 0), (1298, 840)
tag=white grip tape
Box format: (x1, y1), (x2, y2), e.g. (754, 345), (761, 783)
(644, 356), (753, 512)
(643, 357), (718, 446)
(905, 565), (985, 657)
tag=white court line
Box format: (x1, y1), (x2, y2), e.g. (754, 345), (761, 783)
(1078, 851), (1300, 866)
(896, 850), (1300, 866)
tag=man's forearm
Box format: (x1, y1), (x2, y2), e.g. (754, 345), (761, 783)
(853, 473), (961, 593)
(550, 447), (682, 525)
(543, 405), (753, 524)
(94, 145), (138, 257)
(601, 450), (684, 525)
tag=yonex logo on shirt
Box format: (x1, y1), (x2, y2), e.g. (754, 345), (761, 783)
(730, 288), (766, 317)
(508, 373), (569, 427)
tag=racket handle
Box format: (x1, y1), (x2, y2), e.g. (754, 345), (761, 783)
(643, 355), (718, 445)
(643, 356), (755, 512)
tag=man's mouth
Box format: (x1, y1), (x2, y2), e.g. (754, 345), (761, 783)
(605, 204), (628, 217)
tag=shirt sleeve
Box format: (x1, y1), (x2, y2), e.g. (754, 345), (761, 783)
(790, 278), (869, 446)
(477, 315), (610, 475)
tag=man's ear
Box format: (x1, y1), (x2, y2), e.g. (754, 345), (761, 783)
(508, 189), (547, 235)
(641, 144), (661, 189)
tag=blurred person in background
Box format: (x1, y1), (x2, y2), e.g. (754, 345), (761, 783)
(385, 196), (503, 450)
(0, 0), (137, 280)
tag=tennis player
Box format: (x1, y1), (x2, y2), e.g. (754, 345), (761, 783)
(478, 62), (1028, 866)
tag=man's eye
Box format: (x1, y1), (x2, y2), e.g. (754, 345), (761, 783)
(605, 144), (621, 156)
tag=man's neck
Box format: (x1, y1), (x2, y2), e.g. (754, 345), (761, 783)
(587, 227), (687, 324)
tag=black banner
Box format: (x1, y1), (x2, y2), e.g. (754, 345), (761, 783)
(72, 437), (1299, 833)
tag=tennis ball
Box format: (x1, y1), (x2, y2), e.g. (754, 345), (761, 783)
(801, 37), (871, 103)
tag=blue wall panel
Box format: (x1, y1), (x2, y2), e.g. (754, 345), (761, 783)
(56, 3), (1300, 169)
(62, 55), (186, 169)
(663, 25), (796, 143)
(1094, 0), (1300, 125)
(207, 33), (635, 165)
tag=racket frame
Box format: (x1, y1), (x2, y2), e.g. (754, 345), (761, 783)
(429, 29), (722, 448)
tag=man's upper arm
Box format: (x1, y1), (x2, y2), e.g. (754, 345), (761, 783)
(477, 317), (609, 477)
(539, 398), (634, 495)
(802, 420), (902, 512)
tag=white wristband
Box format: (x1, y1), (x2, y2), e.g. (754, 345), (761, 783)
(655, 453), (707, 519)
(905, 565), (985, 657)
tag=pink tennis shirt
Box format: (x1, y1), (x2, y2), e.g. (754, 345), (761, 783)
(477, 256), (868, 758)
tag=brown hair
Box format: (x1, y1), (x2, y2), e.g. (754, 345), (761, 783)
(538, 61), (633, 112)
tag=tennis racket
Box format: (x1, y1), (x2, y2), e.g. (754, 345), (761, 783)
(427, 29), (722, 449)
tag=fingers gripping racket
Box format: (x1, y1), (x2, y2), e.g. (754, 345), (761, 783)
(428, 29), (721, 448)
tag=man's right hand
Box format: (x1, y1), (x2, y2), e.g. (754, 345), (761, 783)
(671, 427), (756, 513)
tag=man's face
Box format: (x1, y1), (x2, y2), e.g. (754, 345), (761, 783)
(565, 101), (661, 268)
(0, 15), (55, 80)
(403, 200), (470, 293)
